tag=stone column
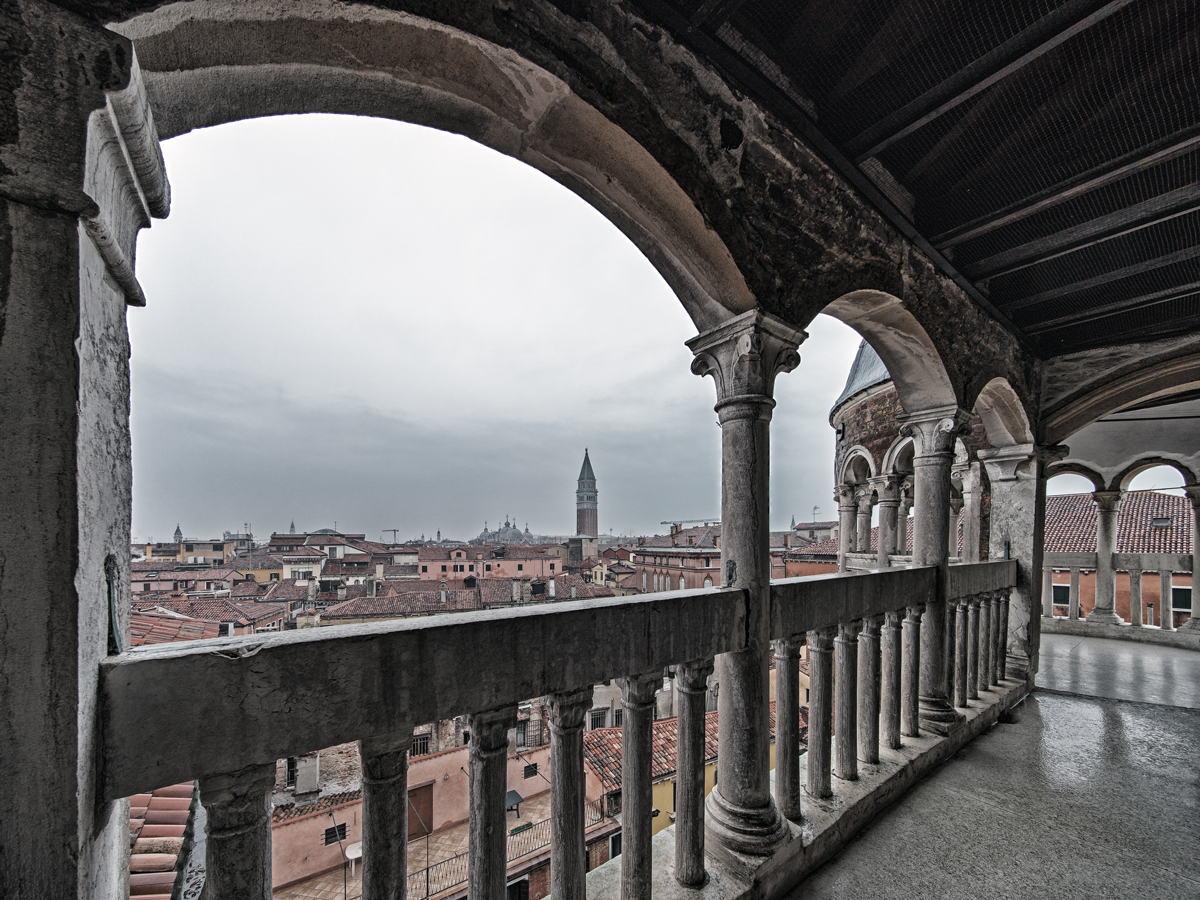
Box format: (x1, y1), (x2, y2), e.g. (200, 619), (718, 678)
(897, 487), (913, 557)
(856, 489), (874, 560)
(549, 688), (593, 900)
(872, 476), (901, 569)
(834, 623), (859, 781)
(806, 627), (835, 799)
(967, 596), (980, 700)
(468, 705), (518, 900)
(676, 659), (715, 885)
(689, 311), (801, 860)
(1088, 490), (1124, 624)
(998, 590), (1011, 681)
(880, 611), (902, 750)
(978, 593), (993, 696)
(900, 606), (921, 737)
(858, 617), (881, 764)
(199, 763), (276, 900)
(1042, 565), (1054, 617)
(359, 731), (413, 900)
(900, 408), (967, 734)
(960, 462), (984, 563)
(1182, 487), (1200, 631)
(1129, 566), (1143, 626)
(771, 642), (804, 822)
(1160, 570), (1174, 630)
(948, 496), (964, 559)
(619, 674), (659, 900)
(953, 601), (968, 708)
(990, 594), (1002, 686)
(1069, 568), (1081, 620)
(837, 485), (858, 572)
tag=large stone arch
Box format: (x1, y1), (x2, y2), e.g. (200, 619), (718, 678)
(973, 377), (1034, 449)
(1044, 462), (1106, 493)
(839, 445), (877, 485)
(1113, 457), (1198, 491)
(821, 290), (957, 414)
(113, 0), (756, 331)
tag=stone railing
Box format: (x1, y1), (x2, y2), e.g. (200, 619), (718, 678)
(100, 561), (1017, 900)
(1041, 552), (1195, 638)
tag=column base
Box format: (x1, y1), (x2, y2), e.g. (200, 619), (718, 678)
(703, 786), (790, 872)
(1086, 609), (1124, 625)
(918, 695), (964, 736)
(1178, 616), (1200, 632)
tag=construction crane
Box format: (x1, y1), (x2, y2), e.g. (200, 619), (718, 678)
(660, 518), (719, 526)
(382, 528), (400, 543)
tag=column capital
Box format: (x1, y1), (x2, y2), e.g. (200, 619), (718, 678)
(1092, 490), (1123, 511)
(619, 673), (660, 709)
(677, 659), (715, 691)
(359, 729), (413, 761)
(470, 705), (518, 750)
(898, 406), (971, 458)
(771, 638), (803, 662)
(884, 609), (903, 627)
(869, 473), (903, 503)
(977, 443), (1038, 482)
(548, 687), (595, 731)
(835, 483), (858, 509)
(861, 615), (882, 635)
(687, 310), (806, 404)
(807, 626), (836, 651)
(949, 496), (965, 515)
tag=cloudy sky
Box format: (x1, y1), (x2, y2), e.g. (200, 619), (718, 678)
(131, 114), (863, 544)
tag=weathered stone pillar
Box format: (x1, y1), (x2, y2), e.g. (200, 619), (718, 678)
(689, 311), (801, 861)
(900, 408), (966, 734)
(858, 617), (881, 764)
(978, 592), (993, 696)
(967, 596), (980, 700)
(1042, 565), (1055, 618)
(469, 705), (518, 900)
(676, 660), (715, 884)
(360, 731), (413, 900)
(872, 476), (901, 569)
(856, 489), (874, 559)
(990, 594), (1002, 686)
(771, 641), (804, 822)
(1129, 566), (1143, 626)
(897, 488), (912, 557)
(1088, 490), (1124, 624)
(199, 763), (276, 900)
(900, 606), (921, 737)
(549, 688), (593, 900)
(837, 484), (858, 571)
(953, 601), (968, 708)
(1181, 487), (1200, 631)
(880, 611), (902, 749)
(1160, 570), (1174, 631)
(806, 628), (835, 799)
(998, 589), (1011, 681)
(960, 462), (984, 563)
(948, 496), (964, 559)
(1069, 567), (1081, 619)
(619, 674), (659, 900)
(834, 623), (859, 781)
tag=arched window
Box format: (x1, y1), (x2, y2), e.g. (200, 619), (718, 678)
(703, 577), (712, 588)
(679, 575), (686, 591)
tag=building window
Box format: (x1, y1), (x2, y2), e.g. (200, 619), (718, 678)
(550, 563), (555, 572)
(703, 577), (712, 588)
(517, 564), (523, 571)
(441, 565), (447, 573)
(1152, 516), (1172, 528)
(486, 564), (492, 571)
(469, 564), (475, 572)
(610, 833), (622, 858)
(285, 757), (297, 786)
(524, 762), (538, 779)
(679, 575), (686, 591)
(422, 565), (428, 573)
(185, 544), (193, 551)
(642, 573), (647, 591)
(516, 721), (527, 747)
(589, 709), (608, 730)
(507, 879), (530, 900)
(270, 572), (279, 581)
(324, 823), (347, 845)
(613, 708), (624, 727)
(411, 733), (431, 756)
(1173, 587), (1192, 611)
(1052, 584), (1070, 607)
(456, 552), (462, 558)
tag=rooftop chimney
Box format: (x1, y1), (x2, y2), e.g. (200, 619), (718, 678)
(548, 576), (556, 598)
(571, 586), (577, 599)
(376, 563), (384, 578)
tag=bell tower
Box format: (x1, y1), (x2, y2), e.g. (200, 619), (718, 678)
(576, 449), (598, 537)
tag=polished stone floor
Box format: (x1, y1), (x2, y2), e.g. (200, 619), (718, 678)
(787, 636), (1200, 900)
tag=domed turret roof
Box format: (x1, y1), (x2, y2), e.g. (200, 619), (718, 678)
(832, 340), (892, 413)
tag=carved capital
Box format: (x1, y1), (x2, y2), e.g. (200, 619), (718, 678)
(1092, 490), (1123, 513)
(619, 673), (660, 709)
(835, 483), (858, 509)
(360, 730), (413, 786)
(898, 406), (971, 459)
(870, 473), (903, 503)
(806, 626), (836, 652)
(548, 687), (595, 732)
(469, 705), (518, 751)
(978, 443), (1037, 482)
(771, 639), (803, 663)
(677, 658), (715, 692)
(199, 762), (276, 835)
(687, 310), (806, 404)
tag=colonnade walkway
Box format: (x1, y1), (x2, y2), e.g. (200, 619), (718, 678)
(786, 634), (1200, 900)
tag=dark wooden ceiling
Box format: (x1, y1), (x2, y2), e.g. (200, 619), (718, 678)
(633, 0), (1200, 358)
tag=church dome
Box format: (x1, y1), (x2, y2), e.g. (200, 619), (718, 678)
(831, 340), (892, 415)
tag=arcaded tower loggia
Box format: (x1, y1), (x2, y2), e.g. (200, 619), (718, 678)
(576, 449), (598, 537)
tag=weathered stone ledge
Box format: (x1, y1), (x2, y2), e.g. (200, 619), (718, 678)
(1042, 616), (1200, 650)
(583, 677), (1029, 900)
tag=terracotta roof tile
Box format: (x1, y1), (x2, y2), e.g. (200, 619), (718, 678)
(129, 611), (222, 645)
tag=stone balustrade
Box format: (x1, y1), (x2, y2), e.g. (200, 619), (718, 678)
(100, 561), (1017, 900)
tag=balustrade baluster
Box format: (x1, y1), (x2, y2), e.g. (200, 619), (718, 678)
(998, 589), (1010, 681)
(857, 618), (881, 764)
(806, 627), (835, 798)
(1130, 567), (1143, 627)
(835, 622), (859, 781)
(978, 593), (992, 695)
(360, 731), (413, 900)
(966, 596), (980, 701)
(468, 706), (517, 900)
(990, 593), (1002, 687)
(198, 762), (276, 900)
(1160, 571), (1174, 631)
(900, 607), (921, 737)
(619, 674), (659, 900)
(1068, 568), (1081, 619)
(677, 659), (715, 884)
(549, 688), (593, 900)
(771, 642), (804, 822)
(1042, 565), (1054, 617)
(943, 600), (956, 714)
(880, 611), (902, 750)
(954, 600), (968, 708)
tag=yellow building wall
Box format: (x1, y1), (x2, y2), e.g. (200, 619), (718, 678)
(650, 744), (775, 837)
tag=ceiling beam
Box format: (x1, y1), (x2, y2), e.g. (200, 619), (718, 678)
(962, 184), (1200, 280)
(689, 0), (749, 28)
(932, 130), (1200, 249)
(1023, 281), (1200, 334)
(1037, 311), (1200, 357)
(1001, 245), (1200, 313)
(847, 0), (1137, 162)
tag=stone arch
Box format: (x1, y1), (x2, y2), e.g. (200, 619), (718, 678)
(113, 0), (756, 331)
(973, 377), (1034, 448)
(1044, 462), (1106, 493)
(882, 435), (916, 476)
(839, 446), (877, 485)
(821, 291), (957, 414)
(1112, 457), (1198, 492)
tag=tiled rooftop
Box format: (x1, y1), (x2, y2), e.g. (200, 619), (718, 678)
(129, 611), (222, 645)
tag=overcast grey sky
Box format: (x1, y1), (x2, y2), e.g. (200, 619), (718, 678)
(133, 113), (1165, 545)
